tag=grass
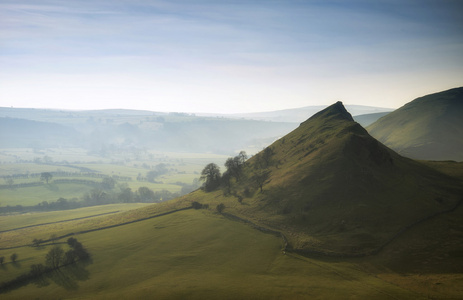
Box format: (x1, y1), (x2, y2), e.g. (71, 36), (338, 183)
(0, 183), (96, 207)
(0, 203), (151, 232)
(0, 209), (424, 299)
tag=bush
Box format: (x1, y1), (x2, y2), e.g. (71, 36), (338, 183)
(191, 201), (203, 209)
(216, 203), (225, 213)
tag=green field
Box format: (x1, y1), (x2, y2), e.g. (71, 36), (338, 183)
(0, 148), (228, 208)
(0, 209), (425, 299)
(0, 183), (94, 207)
(0, 203), (151, 232)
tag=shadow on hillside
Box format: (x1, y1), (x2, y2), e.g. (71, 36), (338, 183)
(41, 258), (93, 290)
(0, 258), (93, 294)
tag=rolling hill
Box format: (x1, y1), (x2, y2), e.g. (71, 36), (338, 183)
(0, 118), (81, 148)
(367, 87), (463, 161)
(186, 101), (463, 256)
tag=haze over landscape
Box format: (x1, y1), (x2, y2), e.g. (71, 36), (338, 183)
(1, 1), (463, 299)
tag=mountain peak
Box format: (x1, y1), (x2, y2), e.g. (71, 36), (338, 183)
(304, 101), (354, 124)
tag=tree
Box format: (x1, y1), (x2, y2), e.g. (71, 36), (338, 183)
(83, 188), (109, 205)
(256, 147), (274, 169)
(224, 151), (247, 182)
(62, 250), (77, 265)
(221, 171), (232, 194)
(146, 163), (168, 182)
(40, 172), (53, 184)
(118, 187), (134, 203)
(10, 253), (18, 263)
(32, 238), (43, 247)
(4, 177), (14, 189)
(216, 203), (225, 213)
(136, 186), (155, 202)
(67, 237), (79, 248)
(200, 163), (221, 192)
(101, 177), (116, 190)
(237, 151), (248, 165)
(67, 237), (89, 260)
(45, 246), (64, 269)
(252, 170), (271, 193)
(191, 201), (203, 209)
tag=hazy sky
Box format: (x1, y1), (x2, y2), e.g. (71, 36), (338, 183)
(1, 0), (462, 113)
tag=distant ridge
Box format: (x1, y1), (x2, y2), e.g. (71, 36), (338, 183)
(222, 104), (393, 123)
(367, 87), (463, 161)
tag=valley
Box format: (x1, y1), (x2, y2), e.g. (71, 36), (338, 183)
(1, 90), (462, 299)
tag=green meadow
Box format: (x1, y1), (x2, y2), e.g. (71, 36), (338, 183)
(0, 209), (425, 299)
(0, 148), (228, 208)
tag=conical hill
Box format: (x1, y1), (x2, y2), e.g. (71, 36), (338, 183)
(188, 102), (463, 256)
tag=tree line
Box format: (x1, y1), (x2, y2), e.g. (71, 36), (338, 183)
(199, 148), (275, 196)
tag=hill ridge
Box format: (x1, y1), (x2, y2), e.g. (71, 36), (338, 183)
(367, 87), (463, 161)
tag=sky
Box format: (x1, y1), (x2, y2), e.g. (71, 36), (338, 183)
(1, 0), (462, 114)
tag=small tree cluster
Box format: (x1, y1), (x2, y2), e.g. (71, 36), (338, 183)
(250, 147), (275, 193)
(42, 237), (89, 270)
(200, 151), (248, 193)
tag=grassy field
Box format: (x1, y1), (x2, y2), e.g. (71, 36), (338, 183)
(0, 148), (229, 208)
(0, 209), (425, 299)
(0, 203), (151, 232)
(0, 183), (95, 207)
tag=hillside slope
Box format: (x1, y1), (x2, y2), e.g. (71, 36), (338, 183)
(187, 102), (463, 255)
(367, 87), (463, 161)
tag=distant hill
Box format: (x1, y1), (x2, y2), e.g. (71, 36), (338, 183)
(187, 102), (463, 255)
(353, 112), (390, 127)
(0, 108), (296, 154)
(0, 118), (81, 148)
(367, 87), (463, 161)
(218, 104), (393, 123)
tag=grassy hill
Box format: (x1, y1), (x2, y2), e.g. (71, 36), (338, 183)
(185, 102), (463, 256)
(367, 87), (463, 161)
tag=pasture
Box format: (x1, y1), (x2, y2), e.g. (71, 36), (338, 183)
(0, 147), (228, 208)
(0, 209), (424, 299)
